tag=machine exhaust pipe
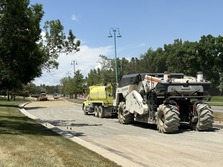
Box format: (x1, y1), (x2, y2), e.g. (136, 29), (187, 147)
(197, 71), (203, 82)
(164, 71), (170, 82)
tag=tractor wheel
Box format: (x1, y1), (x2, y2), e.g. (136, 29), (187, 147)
(196, 103), (214, 131)
(94, 106), (99, 117)
(98, 106), (105, 118)
(83, 105), (88, 115)
(156, 104), (180, 133)
(118, 102), (134, 124)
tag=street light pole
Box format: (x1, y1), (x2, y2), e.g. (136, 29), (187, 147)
(108, 27), (122, 84)
(71, 60), (77, 77)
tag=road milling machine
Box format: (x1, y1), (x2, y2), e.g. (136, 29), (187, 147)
(113, 72), (214, 133)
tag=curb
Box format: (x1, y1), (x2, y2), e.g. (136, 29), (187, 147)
(18, 102), (30, 108)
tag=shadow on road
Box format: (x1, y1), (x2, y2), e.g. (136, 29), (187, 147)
(120, 121), (219, 134)
(46, 120), (102, 127)
(25, 106), (46, 110)
(49, 126), (85, 137)
(131, 122), (157, 131)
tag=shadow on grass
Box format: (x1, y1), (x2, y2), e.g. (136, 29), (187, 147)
(0, 104), (21, 108)
(0, 115), (59, 136)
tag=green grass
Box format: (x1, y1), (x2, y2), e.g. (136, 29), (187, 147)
(210, 96), (223, 102)
(208, 96), (223, 106)
(210, 96), (223, 122)
(0, 98), (120, 167)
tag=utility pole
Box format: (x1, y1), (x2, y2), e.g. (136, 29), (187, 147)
(108, 27), (122, 84)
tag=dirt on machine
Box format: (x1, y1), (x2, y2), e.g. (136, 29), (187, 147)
(82, 84), (117, 118)
(114, 71), (214, 133)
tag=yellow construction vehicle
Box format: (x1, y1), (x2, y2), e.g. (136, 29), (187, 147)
(82, 84), (116, 118)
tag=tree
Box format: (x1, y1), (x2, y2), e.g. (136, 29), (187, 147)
(73, 70), (84, 98)
(86, 69), (102, 86)
(60, 70), (84, 98)
(95, 55), (130, 84)
(0, 0), (43, 88)
(164, 39), (186, 73)
(86, 55), (114, 86)
(42, 20), (80, 70)
(153, 47), (167, 72)
(139, 47), (167, 73)
(98, 55), (115, 84)
(0, 0), (80, 99)
(196, 35), (223, 86)
(0, 0), (45, 98)
(60, 77), (74, 97)
(19, 83), (40, 98)
(125, 57), (141, 74)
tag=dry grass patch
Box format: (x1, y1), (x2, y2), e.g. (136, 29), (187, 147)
(214, 112), (223, 124)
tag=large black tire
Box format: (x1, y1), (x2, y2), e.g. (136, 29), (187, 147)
(83, 105), (88, 115)
(156, 104), (180, 133)
(118, 102), (134, 124)
(94, 106), (99, 117)
(196, 103), (214, 131)
(98, 106), (105, 118)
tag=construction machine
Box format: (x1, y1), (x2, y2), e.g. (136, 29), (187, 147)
(82, 84), (116, 118)
(113, 72), (214, 133)
(38, 92), (48, 101)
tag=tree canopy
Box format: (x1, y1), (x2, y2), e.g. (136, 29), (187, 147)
(86, 35), (223, 91)
(0, 0), (80, 94)
(0, 0), (44, 90)
(60, 70), (84, 98)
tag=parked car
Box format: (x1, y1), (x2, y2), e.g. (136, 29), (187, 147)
(53, 93), (60, 99)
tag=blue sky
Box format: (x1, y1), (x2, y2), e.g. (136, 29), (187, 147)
(30, 0), (223, 85)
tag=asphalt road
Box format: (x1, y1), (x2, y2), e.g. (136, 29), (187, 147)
(24, 100), (223, 167)
(212, 106), (223, 112)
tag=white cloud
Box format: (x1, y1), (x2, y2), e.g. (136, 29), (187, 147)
(40, 31), (46, 41)
(71, 14), (78, 22)
(33, 45), (113, 86)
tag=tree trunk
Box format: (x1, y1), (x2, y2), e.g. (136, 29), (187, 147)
(7, 90), (10, 101)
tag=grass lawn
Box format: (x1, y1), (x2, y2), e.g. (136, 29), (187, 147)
(208, 96), (223, 106)
(0, 98), (120, 167)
